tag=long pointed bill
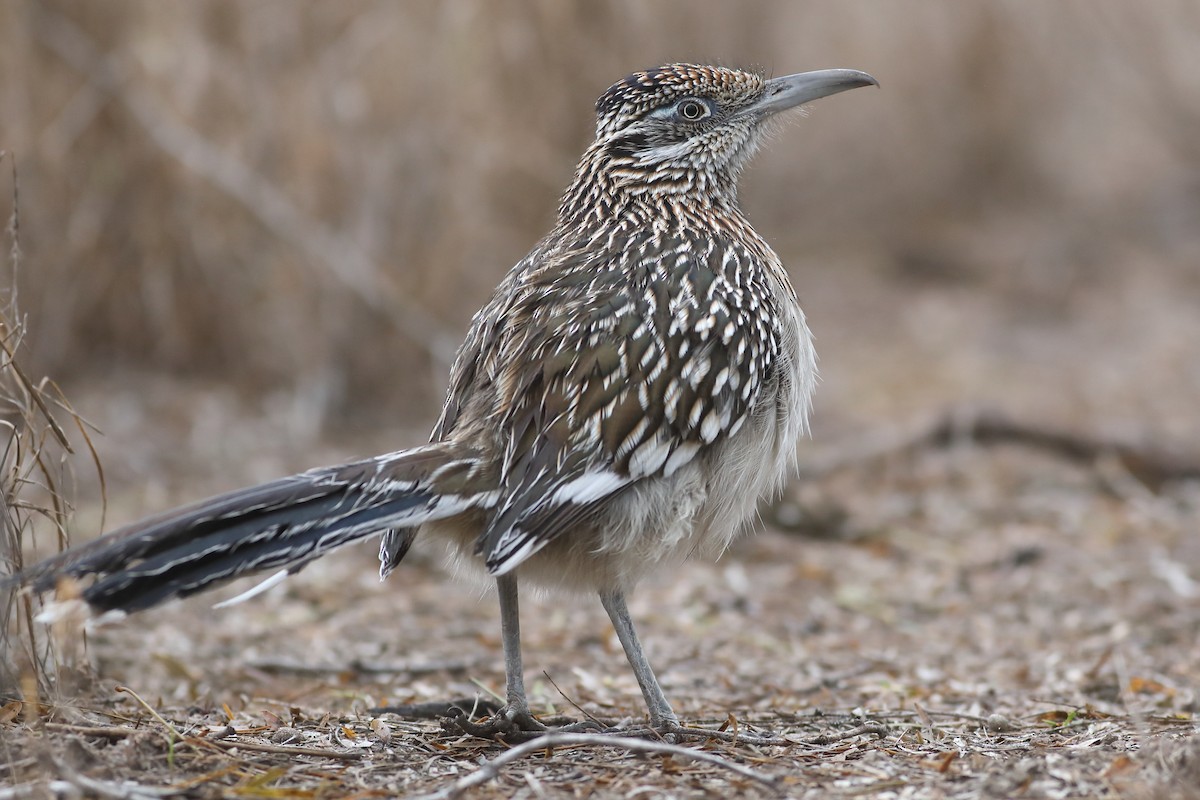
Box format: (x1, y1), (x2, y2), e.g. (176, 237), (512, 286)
(747, 69), (878, 118)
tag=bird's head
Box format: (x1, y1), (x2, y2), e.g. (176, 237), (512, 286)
(561, 63), (877, 221)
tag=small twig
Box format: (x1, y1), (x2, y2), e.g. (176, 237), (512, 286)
(661, 723), (789, 747)
(409, 732), (782, 800)
(795, 722), (890, 746)
(194, 736), (365, 761)
(248, 656), (481, 676)
(793, 407), (1200, 489)
(44, 722), (143, 739)
(113, 686), (182, 742)
(0, 333), (71, 453)
(113, 686), (192, 770)
(541, 670), (607, 727)
(468, 678), (507, 706)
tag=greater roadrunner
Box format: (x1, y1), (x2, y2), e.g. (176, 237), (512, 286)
(9, 64), (876, 735)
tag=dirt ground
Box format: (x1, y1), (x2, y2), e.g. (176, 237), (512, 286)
(4, 243), (1199, 799)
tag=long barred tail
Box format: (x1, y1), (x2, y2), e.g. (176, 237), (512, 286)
(9, 443), (489, 615)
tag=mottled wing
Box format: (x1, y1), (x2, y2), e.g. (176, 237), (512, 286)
(476, 230), (784, 573)
(377, 253), (541, 578)
(431, 238), (556, 442)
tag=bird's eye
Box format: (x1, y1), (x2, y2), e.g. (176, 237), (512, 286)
(676, 99), (710, 121)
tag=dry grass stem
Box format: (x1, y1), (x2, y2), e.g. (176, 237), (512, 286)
(0, 150), (96, 703)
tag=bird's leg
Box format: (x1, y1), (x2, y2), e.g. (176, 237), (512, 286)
(495, 572), (545, 731)
(446, 573), (546, 738)
(600, 590), (679, 730)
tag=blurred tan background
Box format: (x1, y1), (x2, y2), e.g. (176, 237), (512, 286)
(1, 0), (1197, 517)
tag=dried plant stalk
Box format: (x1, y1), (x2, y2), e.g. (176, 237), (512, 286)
(0, 151), (102, 706)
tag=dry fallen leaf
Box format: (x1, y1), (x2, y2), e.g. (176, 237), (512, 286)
(0, 700), (22, 725)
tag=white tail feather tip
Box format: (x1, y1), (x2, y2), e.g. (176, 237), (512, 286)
(213, 569), (291, 609)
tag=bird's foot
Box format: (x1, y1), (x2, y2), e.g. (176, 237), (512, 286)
(443, 703), (552, 742)
(642, 714), (684, 742)
(441, 706), (781, 745)
(434, 702), (784, 745)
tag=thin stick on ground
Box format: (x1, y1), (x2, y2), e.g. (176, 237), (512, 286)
(792, 406), (1200, 489)
(796, 722), (891, 746)
(193, 737), (365, 761)
(248, 656), (484, 676)
(113, 686), (185, 741)
(541, 669), (607, 728)
(410, 732), (783, 800)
